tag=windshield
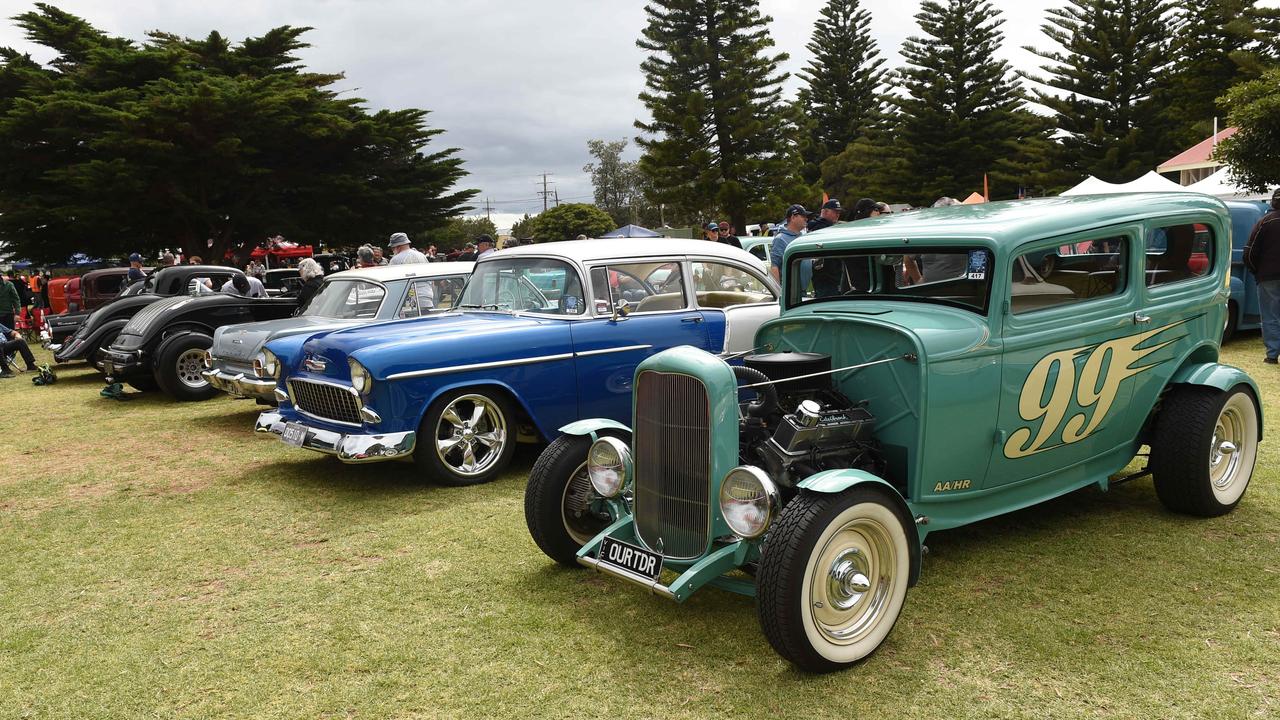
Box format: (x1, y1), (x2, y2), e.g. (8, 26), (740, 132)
(301, 279), (386, 318)
(458, 257), (584, 315)
(787, 246), (993, 314)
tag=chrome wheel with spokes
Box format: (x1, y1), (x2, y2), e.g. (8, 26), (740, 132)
(417, 389), (518, 486)
(176, 348), (209, 389)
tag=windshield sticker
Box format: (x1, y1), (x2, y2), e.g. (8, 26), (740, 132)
(967, 250), (988, 280)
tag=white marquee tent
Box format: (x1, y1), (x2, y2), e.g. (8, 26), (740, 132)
(1184, 167), (1272, 201)
(1061, 171), (1191, 196)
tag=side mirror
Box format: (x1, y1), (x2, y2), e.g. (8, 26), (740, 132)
(611, 299), (632, 322)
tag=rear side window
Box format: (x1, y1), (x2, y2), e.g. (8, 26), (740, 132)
(97, 274), (124, 295)
(1146, 223), (1213, 287)
(1010, 236), (1128, 314)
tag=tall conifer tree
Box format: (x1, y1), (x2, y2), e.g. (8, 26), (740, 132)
(1024, 0), (1176, 182)
(892, 0), (1035, 205)
(635, 0), (805, 230)
(797, 0), (887, 183)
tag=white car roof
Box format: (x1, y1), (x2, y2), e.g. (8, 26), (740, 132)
(488, 238), (762, 266)
(323, 262), (474, 283)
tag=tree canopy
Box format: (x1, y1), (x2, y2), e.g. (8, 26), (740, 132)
(523, 203), (614, 243)
(0, 4), (476, 264)
(1216, 67), (1280, 192)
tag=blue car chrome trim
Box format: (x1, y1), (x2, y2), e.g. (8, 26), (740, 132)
(255, 411), (415, 462)
(574, 344), (653, 357)
(386, 352), (576, 380)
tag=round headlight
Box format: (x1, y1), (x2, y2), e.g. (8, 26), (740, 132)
(719, 466), (779, 540)
(253, 349), (280, 379)
(348, 358), (371, 394)
(587, 436), (632, 498)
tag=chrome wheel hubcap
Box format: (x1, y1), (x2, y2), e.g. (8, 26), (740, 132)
(1210, 406), (1245, 490)
(435, 394), (506, 477)
(810, 517), (897, 644)
(176, 349), (209, 389)
(561, 461), (609, 545)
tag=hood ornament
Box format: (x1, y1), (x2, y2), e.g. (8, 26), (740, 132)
(303, 355), (328, 372)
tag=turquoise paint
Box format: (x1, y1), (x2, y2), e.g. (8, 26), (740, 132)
(559, 418), (632, 438)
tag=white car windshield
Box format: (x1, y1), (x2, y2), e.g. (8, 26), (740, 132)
(457, 258), (584, 315)
(301, 279), (386, 319)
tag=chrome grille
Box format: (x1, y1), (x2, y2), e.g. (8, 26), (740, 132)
(633, 370), (711, 559)
(288, 379), (362, 425)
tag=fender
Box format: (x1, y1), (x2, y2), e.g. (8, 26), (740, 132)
(152, 328), (211, 361)
(559, 418), (632, 441)
(67, 319), (128, 359)
(797, 469), (922, 587)
(1169, 362), (1263, 438)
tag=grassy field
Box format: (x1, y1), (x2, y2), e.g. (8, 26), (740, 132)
(1, 338), (1277, 720)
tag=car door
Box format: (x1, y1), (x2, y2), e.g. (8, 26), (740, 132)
(570, 259), (711, 422)
(988, 225), (1141, 490)
(688, 258), (778, 354)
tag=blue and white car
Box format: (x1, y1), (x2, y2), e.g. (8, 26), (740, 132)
(255, 239), (780, 486)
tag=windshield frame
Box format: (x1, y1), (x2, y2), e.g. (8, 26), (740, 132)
(300, 277), (390, 319)
(784, 242), (997, 316)
(456, 254), (589, 319)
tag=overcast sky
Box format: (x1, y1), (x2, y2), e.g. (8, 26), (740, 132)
(0, 1), (1235, 232)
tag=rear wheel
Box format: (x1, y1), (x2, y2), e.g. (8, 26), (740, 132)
(90, 330), (118, 373)
(757, 487), (911, 672)
(1221, 300), (1238, 344)
(154, 333), (217, 401)
(525, 434), (617, 566)
(1151, 385), (1258, 517)
(415, 388), (517, 486)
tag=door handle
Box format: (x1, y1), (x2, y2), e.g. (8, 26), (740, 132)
(681, 316), (703, 323)
(1134, 312), (1152, 325)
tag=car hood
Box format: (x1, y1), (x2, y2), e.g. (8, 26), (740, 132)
(296, 311), (571, 380)
(760, 301), (992, 360)
(213, 315), (362, 362)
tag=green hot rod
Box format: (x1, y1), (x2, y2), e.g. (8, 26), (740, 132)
(524, 194), (1263, 672)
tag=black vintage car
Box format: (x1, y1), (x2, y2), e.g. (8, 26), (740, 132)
(52, 265), (243, 368)
(101, 292), (298, 400)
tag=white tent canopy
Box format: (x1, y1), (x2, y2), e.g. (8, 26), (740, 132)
(1062, 171), (1192, 196)
(1185, 167), (1272, 201)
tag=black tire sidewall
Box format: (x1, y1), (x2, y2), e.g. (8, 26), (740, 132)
(1152, 385), (1257, 516)
(524, 434), (598, 566)
(154, 333), (216, 401)
(415, 387), (518, 486)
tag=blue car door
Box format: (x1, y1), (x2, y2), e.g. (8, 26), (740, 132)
(571, 260), (710, 422)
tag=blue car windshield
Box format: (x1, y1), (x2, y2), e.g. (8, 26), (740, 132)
(458, 258), (585, 315)
(787, 246), (994, 314)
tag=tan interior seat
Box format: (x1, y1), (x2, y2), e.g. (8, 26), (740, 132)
(695, 291), (768, 309)
(635, 292), (686, 313)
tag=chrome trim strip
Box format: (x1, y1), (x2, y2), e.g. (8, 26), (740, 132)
(577, 554), (677, 600)
(574, 344), (653, 358)
(386, 352), (575, 380)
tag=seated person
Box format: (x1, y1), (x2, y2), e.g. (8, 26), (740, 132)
(1, 321), (39, 377)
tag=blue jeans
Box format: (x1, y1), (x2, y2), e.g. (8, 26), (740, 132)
(1259, 279), (1280, 360)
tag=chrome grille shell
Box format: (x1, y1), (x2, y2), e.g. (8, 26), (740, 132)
(633, 370), (712, 560)
(288, 378), (362, 426)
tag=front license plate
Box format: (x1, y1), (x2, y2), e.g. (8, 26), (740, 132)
(598, 537), (663, 582)
(281, 423), (308, 447)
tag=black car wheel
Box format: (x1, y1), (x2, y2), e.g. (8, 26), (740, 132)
(1151, 385), (1259, 517)
(154, 333), (217, 401)
(525, 433), (619, 566)
(90, 331), (119, 373)
(415, 388), (517, 486)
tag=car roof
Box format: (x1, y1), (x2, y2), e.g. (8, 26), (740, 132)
(323, 262), (473, 283)
(487, 238), (762, 265)
(793, 194), (1231, 252)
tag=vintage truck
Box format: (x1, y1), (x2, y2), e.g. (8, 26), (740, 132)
(524, 193), (1262, 672)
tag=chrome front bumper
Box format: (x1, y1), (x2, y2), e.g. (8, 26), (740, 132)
(254, 411), (416, 463)
(203, 367), (276, 400)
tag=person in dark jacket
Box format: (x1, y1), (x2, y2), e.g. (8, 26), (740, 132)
(1243, 187), (1280, 363)
(1, 320), (39, 377)
(0, 272), (20, 331)
(294, 258), (324, 313)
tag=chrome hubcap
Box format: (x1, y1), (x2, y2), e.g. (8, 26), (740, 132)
(561, 461), (610, 545)
(435, 394), (506, 477)
(176, 349), (209, 389)
(1210, 406), (1245, 490)
(826, 548), (873, 610)
(810, 517), (897, 644)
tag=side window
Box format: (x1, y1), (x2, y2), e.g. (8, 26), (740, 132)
(590, 262), (686, 314)
(690, 261), (775, 309)
(434, 276), (465, 309)
(398, 279), (439, 318)
(1146, 223), (1212, 287)
(748, 244), (767, 261)
(98, 274), (124, 295)
(1010, 235), (1128, 314)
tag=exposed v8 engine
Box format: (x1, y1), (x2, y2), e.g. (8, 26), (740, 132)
(735, 351), (887, 488)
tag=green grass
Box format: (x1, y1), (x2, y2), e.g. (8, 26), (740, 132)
(2, 338), (1278, 719)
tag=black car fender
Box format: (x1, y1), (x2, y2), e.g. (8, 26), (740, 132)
(60, 318), (129, 361)
(151, 324), (214, 355)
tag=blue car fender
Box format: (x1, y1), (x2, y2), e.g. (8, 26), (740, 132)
(796, 468), (921, 586)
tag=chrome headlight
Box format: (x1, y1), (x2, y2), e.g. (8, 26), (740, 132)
(253, 348), (280, 379)
(587, 436), (632, 498)
(719, 466), (779, 540)
(348, 358), (371, 394)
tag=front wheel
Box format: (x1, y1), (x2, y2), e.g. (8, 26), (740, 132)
(154, 333), (217, 401)
(756, 487), (911, 672)
(1151, 385), (1258, 517)
(90, 330), (119, 373)
(525, 434), (617, 566)
(415, 388), (517, 486)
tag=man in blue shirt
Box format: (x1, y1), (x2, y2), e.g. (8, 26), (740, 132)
(770, 204), (812, 294)
(1, 320), (38, 377)
(126, 253), (146, 284)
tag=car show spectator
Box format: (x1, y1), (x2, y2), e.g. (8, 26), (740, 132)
(126, 253), (146, 283)
(426, 244), (440, 262)
(356, 246), (377, 268)
(160, 253), (176, 267)
(373, 246), (389, 265)
(187, 255), (203, 265)
(457, 242), (477, 262)
(294, 258), (324, 312)
(770, 204), (810, 285)
(702, 223), (720, 243)
(220, 273), (265, 298)
(476, 235), (496, 259)
(807, 199), (843, 232)
(388, 232), (428, 265)
(1244, 187), (1280, 364)
(0, 320), (39, 377)
(716, 221), (742, 250)
(0, 272), (20, 330)
(851, 197), (880, 221)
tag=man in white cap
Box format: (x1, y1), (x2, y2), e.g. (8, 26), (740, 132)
(387, 232), (427, 265)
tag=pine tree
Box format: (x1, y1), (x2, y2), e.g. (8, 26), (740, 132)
(891, 0), (1036, 205)
(797, 0), (887, 183)
(1024, 0), (1177, 182)
(635, 0), (806, 231)
(1163, 0), (1280, 146)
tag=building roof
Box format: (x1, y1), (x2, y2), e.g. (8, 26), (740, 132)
(326, 262), (473, 282)
(1158, 127), (1237, 172)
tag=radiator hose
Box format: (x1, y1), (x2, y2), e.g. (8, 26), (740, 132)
(732, 365), (779, 418)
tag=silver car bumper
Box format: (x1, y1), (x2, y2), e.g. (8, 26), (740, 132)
(254, 411), (416, 463)
(203, 368), (277, 400)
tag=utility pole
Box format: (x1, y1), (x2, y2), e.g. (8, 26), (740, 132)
(483, 197), (493, 223)
(537, 173), (555, 212)
(553, 189), (559, 207)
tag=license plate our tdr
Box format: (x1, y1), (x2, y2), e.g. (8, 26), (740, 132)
(598, 536), (663, 582)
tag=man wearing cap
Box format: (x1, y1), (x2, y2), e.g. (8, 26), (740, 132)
(1244, 188), (1280, 364)
(126, 253), (145, 283)
(807, 199), (843, 233)
(702, 223), (721, 243)
(476, 235), (496, 259)
(715, 221), (742, 250)
(770, 205), (811, 288)
(387, 232), (427, 265)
